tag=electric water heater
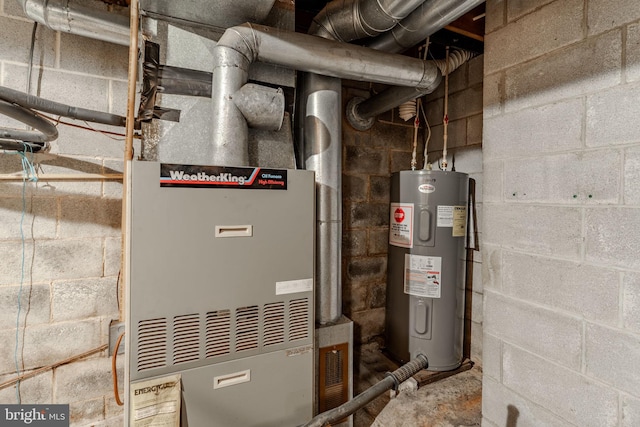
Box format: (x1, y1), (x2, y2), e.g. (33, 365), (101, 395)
(385, 170), (468, 371)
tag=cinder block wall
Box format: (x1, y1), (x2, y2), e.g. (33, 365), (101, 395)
(482, 1), (640, 425)
(342, 53), (484, 363)
(0, 3), (128, 426)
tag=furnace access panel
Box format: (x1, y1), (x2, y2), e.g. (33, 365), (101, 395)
(125, 161), (315, 426)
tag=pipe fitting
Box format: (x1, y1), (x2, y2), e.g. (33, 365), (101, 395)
(346, 96), (375, 131)
(233, 84), (284, 131)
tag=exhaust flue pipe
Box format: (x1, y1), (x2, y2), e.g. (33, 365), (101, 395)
(301, 0), (428, 325)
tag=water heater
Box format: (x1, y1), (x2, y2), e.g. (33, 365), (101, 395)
(385, 170), (468, 371)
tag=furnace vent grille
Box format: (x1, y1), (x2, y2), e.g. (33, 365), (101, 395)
(289, 298), (309, 341)
(263, 302), (285, 346)
(173, 314), (200, 364)
(236, 305), (260, 351)
(135, 297), (311, 372)
(205, 309), (231, 358)
(137, 318), (167, 371)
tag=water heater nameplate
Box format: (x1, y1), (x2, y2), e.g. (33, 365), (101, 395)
(404, 254), (442, 298)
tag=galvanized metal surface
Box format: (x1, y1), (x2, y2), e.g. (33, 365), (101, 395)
(367, 0), (486, 53)
(18, 0), (130, 45)
(139, 0), (276, 31)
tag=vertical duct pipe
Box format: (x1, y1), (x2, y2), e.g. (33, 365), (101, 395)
(301, 0), (427, 325)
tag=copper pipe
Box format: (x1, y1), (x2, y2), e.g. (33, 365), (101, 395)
(120, 0), (139, 322)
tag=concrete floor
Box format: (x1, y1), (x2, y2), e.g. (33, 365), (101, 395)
(353, 343), (482, 427)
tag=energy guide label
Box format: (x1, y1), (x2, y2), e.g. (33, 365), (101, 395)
(404, 254), (442, 298)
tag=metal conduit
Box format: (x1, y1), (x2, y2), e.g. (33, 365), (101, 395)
(300, 0), (427, 325)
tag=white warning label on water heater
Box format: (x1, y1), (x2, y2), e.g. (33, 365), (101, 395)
(404, 254), (442, 298)
(389, 203), (414, 248)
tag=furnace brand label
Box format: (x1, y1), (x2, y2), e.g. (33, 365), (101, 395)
(160, 164), (287, 189)
(404, 254), (442, 298)
(389, 203), (414, 248)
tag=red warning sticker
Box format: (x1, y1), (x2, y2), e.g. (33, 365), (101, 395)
(389, 202), (414, 248)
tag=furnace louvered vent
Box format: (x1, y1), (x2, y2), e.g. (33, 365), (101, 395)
(205, 309), (231, 358)
(263, 302), (285, 346)
(289, 298), (309, 341)
(135, 297), (311, 372)
(173, 314), (201, 364)
(137, 318), (168, 371)
(236, 305), (259, 351)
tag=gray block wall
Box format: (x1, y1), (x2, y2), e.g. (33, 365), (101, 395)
(0, 3), (128, 426)
(482, 1), (640, 426)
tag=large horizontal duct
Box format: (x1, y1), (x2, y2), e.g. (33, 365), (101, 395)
(211, 23), (441, 166)
(17, 0), (130, 45)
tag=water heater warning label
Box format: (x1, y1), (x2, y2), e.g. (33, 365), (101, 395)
(437, 205), (467, 237)
(404, 254), (442, 298)
(389, 203), (414, 248)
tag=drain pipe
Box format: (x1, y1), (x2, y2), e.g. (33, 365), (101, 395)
(367, 0), (485, 53)
(301, 0), (427, 324)
(211, 23), (441, 166)
(301, 354), (429, 427)
(17, 0), (130, 46)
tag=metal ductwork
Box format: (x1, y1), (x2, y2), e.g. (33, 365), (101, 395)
(211, 23), (440, 165)
(17, 0), (130, 45)
(346, 48), (475, 130)
(367, 0), (486, 53)
(302, 0), (428, 325)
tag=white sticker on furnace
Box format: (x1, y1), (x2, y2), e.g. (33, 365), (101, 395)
(276, 278), (313, 295)
(404, 254), (442, 298)
(389, 203), (414, 248)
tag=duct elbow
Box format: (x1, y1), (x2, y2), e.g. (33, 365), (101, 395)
(216, 24), (260, 63)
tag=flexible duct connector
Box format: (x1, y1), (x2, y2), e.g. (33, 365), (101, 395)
(17, 0), (130, 46)
(432, 49), (475, 76)
(301, 354), (429, 427)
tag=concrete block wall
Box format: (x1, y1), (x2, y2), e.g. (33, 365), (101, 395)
(0, 2), (128, 426)
(482, 1), (640, 426)
(342, 53), (484, 363)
